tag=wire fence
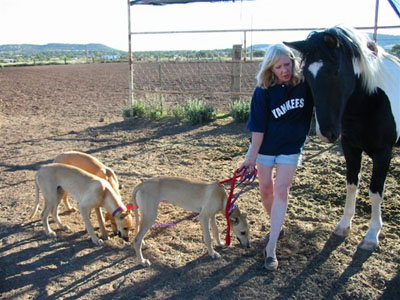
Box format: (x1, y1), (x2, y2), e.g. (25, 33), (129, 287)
(132, 59), (260, 111)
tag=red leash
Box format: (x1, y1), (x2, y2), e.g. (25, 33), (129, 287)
(220, 167), (257, 246)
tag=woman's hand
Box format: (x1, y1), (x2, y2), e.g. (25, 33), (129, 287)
(240, 158), (256, 173)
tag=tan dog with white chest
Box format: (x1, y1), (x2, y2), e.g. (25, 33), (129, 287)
(53, 151), (120, 212)
(28, 163), (133, 245)
(131, 176), (250, 267)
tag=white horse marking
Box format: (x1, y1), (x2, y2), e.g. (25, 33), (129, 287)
(334, 184), (358, 237)
(360, 190), (383, 250)
(308, 60), (323, 78)
(378, 58), (400, 141)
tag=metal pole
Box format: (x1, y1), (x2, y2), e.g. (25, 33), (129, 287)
(243, 31), (247, 61)
(373, 0), (379, 42)
(127, 0), (134, 116)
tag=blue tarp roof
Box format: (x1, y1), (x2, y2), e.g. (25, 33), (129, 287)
(388, 0), (400, 18)
(130, 0), (246, 5)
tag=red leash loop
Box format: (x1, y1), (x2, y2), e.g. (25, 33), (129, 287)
(220, 167), (257, 246)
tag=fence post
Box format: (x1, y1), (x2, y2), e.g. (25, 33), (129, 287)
(231, 44), (242, 102)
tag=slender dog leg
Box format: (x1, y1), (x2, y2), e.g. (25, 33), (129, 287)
(51, 194), (70, 231)
(79, 205), (104, 246)
(210, 214), (223, 246)
(61, 190), (77, 212)
(95, 208), (109, 240)
(198, 213), (220, 258)
(41, 196), (56, 237)
(134, 216), (155, 267)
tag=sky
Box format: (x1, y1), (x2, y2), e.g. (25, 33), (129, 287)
(0, 0), (399, 52)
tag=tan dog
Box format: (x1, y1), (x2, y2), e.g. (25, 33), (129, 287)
(105, 212), (118, 235)
(131, 176), (250, 267)
(53, 151), (120, 212)
(28, 163), (133, 245)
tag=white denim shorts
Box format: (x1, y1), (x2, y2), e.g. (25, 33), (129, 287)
(246, 146), (302, 167)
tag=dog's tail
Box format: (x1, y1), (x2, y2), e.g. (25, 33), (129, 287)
(105, 167), (122, 195)
(131, 185), (141, 236)
(27, 173), (41, 221)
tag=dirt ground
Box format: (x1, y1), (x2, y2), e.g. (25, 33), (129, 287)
(0, 63), (399, 300)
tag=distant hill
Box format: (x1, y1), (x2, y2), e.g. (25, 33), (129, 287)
(367, 33), (400, 49)
(0, 43), (127, 57)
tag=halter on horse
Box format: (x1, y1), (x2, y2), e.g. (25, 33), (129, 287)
(285, 25), (400, 251)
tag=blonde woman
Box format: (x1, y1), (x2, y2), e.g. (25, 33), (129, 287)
(240, 44), (313, 270)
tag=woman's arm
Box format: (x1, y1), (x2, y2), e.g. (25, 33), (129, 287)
(240, 132), (264, 170)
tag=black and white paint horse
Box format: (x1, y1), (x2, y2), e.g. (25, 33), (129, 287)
(285, 26), (400, 250)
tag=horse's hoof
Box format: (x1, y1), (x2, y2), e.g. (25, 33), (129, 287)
(140, 259), (151, 267)
(210, 252), (221, 259)
(93, 238), (104, 246)
(47, 231), (57, 238)
(359, 239), (378, 251)
(333, 226), (350, 237)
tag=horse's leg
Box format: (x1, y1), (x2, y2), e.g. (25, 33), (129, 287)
(334, 142), (362, 237)
(359, 148), (391, 251)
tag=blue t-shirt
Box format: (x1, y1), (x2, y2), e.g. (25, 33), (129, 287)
(247, 82), (313, 155)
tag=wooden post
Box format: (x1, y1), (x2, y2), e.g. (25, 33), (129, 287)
(231, 44), (242, 102)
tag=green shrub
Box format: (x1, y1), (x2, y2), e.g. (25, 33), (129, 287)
(122, 107), (131, 118)
(183, 99), (216, 124)
(229, 99), (250, 122)
(172, 105), (185, 120)
(131, 101), (146, 118)
(123, 97), (166, 120)
(146, 97), (166, 120)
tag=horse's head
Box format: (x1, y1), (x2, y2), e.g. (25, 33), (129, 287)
(285, 27), (360, 143)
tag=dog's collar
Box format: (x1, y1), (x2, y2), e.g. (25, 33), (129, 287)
(111, 204), (137, 217)
(111, 206), (125, 217)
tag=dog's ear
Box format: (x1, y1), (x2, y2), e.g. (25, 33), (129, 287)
(229, 216), (239, 225)
(120, 212), (129, 220)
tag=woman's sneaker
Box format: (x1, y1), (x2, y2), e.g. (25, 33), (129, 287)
(264, 257), (279, 271)
(263, 247), (279, 270)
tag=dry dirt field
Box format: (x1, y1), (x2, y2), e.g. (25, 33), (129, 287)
(0, 63), (399, 300)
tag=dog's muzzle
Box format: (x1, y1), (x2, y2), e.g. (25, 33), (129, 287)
(118, 231), (129, 242)
(237, 237), (251, 248)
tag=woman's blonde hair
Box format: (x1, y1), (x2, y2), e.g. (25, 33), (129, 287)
(256, 43), (302, 88)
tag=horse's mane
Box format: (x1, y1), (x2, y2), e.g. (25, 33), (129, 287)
(306, 25), (400, 95)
